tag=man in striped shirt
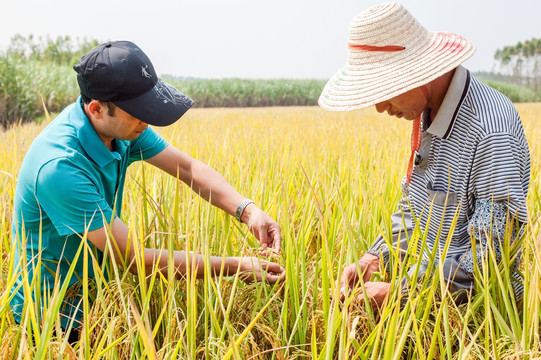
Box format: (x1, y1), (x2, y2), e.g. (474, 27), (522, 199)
(318, 3), (530, 306)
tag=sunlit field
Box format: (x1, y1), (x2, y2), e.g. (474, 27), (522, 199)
(0, 104), (539, 359)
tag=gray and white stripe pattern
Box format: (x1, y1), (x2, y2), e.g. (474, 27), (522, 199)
(406, 71), (529, 259)
(368, 66), (530, 292)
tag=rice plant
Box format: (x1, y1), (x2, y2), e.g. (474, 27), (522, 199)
(0, 104), (539, 359)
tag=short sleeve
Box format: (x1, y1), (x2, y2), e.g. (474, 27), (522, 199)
(35, 158), (114, 236)
(128, 127), (169, 164)
(470, 131), (529, 223)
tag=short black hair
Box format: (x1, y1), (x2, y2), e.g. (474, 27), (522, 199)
(81, 94), (92, 104)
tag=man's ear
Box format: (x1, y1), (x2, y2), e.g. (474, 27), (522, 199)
(87, 100), (104, 119)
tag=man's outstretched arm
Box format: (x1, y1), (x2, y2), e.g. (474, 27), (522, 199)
(87, 217), (285, 283)
(145, 144), (282, 253)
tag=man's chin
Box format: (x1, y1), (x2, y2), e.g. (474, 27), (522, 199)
(123, 132), (143, 141)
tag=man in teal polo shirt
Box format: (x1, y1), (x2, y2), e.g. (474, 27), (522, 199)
(10, 41), (284, 340)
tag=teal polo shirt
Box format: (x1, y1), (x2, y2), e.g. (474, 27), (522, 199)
(10, 97), (168, 328)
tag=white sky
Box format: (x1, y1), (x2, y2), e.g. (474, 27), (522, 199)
(1, 0), (539, 79)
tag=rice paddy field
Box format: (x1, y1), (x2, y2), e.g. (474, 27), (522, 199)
(0, 103), (540, 359)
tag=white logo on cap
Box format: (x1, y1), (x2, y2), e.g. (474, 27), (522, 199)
(154, 80), (193, 106)
(142, 65), (152, 78)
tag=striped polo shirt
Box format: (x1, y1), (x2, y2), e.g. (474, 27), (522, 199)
(403, 65), (530, 260)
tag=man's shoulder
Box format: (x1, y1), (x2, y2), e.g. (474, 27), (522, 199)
(460, 75), (522, 136)
(32, 102), (82, 149)
(18, 154), (86, 197)
(467, 75), (516, 108)
(18, 103), (91, 188)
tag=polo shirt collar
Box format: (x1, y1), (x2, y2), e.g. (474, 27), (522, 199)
(74, 97), (126, 167)
(426, 66), (471, 139)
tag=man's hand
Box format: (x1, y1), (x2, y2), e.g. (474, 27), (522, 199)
(355, 281), (391, 309)
(230, 256), (286, 284)
(241, 203), (282, 254)
(340, 253), (380, 301)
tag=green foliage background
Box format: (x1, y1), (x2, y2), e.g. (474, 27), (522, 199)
(1, 35), (540, 128)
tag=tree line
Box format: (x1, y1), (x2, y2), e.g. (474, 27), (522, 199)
(494, 38), (541, 92)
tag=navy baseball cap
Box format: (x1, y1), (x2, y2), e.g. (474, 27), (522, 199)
(73, 41), (193, 126)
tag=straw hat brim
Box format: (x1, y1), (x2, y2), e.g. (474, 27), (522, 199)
(319, 31), (476, 112)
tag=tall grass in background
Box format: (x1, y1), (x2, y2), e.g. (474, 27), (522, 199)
(0, 60), (327, 126)
(0, 104), (539, 359)
(2, 52), (538, 127)
(0, 34), (327, 126)
(0, 58), (78, 127)
(482, 80), (540, 103)
(0, 35), (96, 127)
(164, 77), (327, 108)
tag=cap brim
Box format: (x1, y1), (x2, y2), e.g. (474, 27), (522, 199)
(113, 79), (194, 126)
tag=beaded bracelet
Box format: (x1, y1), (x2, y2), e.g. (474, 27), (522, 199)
(235, 199), (254, 222)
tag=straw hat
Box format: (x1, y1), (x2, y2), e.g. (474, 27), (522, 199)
(318, 2), (476, 111)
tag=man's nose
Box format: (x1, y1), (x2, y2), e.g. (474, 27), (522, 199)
(375, 102), (389, 113)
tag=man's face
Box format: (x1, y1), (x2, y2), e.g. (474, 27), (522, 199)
(374, 87), (429, 121)
(99, 105), (149, 141)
